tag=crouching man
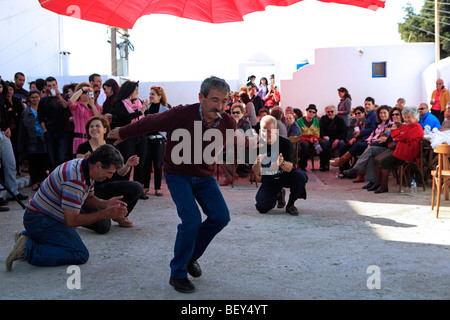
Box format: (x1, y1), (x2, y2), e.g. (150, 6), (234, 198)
(253, 115), (308, 216)
(6, 144), (128, 271)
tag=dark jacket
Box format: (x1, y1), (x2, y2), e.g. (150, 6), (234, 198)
(319, 115), (348, 141)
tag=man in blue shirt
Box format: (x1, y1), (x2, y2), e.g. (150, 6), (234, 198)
(418, 103), (441, 131)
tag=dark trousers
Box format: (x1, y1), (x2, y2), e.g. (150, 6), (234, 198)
(117, 136), (147, 184)
(143, 138), (165, 190)
(431, 109), (444, 124)
(298, 140), (328, 169)
(80, 180), (143, 234)
(44, 131), (72, 171)
(255, 169), (308, 213)
(27, 153), (50, 184)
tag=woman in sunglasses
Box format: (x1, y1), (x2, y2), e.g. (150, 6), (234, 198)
(219, 103), (252, 186)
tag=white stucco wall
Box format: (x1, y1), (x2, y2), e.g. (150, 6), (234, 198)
(280, 43), (435, 117)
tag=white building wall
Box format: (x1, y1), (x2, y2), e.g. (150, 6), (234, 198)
(280, 43), (435, 117)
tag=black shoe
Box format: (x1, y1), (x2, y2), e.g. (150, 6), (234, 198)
(374, 186), (389, 194)
(277, 189), (286, 208)
(286, 205), (299, 216)
(169, 277), (195, 293)
(187, 260), (202, 278)
(362, 182), (375, 189)
(0, 198), (7, 206)
(319, 165), (329, 172)
(367, 184), (380, 192)
(7, 193), (28, 201)
(139, 193), (149, 200)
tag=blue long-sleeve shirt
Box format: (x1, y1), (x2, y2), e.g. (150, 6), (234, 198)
(419, 112), (441, 131)
(359, 109), (377, 139)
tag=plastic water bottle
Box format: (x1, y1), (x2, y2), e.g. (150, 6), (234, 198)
(411, 179), (417, 196)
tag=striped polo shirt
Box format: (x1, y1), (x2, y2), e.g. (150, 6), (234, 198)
(27, 159), (95, 224)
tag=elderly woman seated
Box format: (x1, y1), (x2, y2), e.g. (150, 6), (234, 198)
(370, 106), (424, 194)
(219, 103), (253, 186)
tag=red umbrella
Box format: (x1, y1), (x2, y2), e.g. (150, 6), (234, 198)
(39, 0), (385, 29)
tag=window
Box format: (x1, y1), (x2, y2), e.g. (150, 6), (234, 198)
(372, 62), (386, 78)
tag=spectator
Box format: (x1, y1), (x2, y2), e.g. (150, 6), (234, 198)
(3, 81), (23, 173)
(371, 107), (424, 194)
(257, 77), (269, 101)
(247, 83), (264, 115)
(113, 80), (148, 197)
(336, 106), (366, 176)
(254, 107), (269, 133)
(253, 115), (308, 216)
(430, 79), (449, 124)
(219, 103), (252, 186)
(285, 112), (300, 137)
(319, 105), (348, 171)
(296, 104), (327, 171)
(89, 73), (107, 107)
(396, 98), (405, 110)
(35, 78), (47, 98)
(76, 116), (142, 230)
(101, 78), (120, 129)
(240, 91), (257, 127)
(69, 82), (102, 156)
(13, 72), (28, 106)
(37, 76), (72, 170)
(62, 83), (77, 100)
(418, 103), (441, 131)
(143, 86), (169, 197)
(17, 90), (50, 191)
(337, 87), (352, 127)
(440, 103), (450, 131)
(270, 107), (287, 137)
(292, 108), (302, 120)
(263, 84), (280, 109)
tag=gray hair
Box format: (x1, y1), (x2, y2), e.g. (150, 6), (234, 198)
(88, 144), (124, 169)
(402, 106), (420, 121)
(200, 76), (230, 97)
(260, 115), (277, 128)
(325, 105), (336, 112)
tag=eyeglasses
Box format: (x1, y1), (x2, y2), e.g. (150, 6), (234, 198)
(232, 111), (241, 114)
(392, 113), (400, 116)
(308, 110), (316, 114)
(418, 108), (427, 110)
(437, 83), (443, 85)
(355, 112), (363, 115)
(326, 111), (335, 114)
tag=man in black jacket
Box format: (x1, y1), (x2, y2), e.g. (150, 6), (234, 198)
(319, 105), (348, 172)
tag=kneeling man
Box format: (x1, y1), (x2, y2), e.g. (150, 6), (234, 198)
(253, 115), (308, 215)
(6, 144), (128, 271)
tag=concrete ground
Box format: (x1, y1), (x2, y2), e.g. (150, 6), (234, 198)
(0, 161), (449, 301)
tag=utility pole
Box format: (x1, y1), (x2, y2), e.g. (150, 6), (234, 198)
(435, 0), (440, 63)
(111, 27), (117, 76)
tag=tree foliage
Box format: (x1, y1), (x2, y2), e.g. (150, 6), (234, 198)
(398, 0), (450, 59)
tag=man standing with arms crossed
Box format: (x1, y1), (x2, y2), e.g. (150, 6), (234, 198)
(108, 76), (237, 293)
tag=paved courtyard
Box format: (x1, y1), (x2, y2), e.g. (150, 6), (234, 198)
(1, 162), (449, 303)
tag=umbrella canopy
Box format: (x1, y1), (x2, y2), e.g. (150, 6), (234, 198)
(39, 0), (385, 29)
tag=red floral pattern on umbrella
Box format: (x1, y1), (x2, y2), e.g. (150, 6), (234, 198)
(39, 0), (385, 29)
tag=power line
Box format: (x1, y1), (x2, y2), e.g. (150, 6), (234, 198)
(402, 22), (450, 42)
(406, 12), (450, 27)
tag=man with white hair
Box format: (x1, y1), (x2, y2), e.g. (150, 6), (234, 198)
(253, 115), (308, 216)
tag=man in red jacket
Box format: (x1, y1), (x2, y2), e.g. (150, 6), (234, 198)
(108, 76), (236, 293)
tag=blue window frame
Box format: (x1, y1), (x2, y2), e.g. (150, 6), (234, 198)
(372, 62), (386, 78)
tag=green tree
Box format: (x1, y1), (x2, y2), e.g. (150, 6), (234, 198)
(398, 0), (450, 59)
